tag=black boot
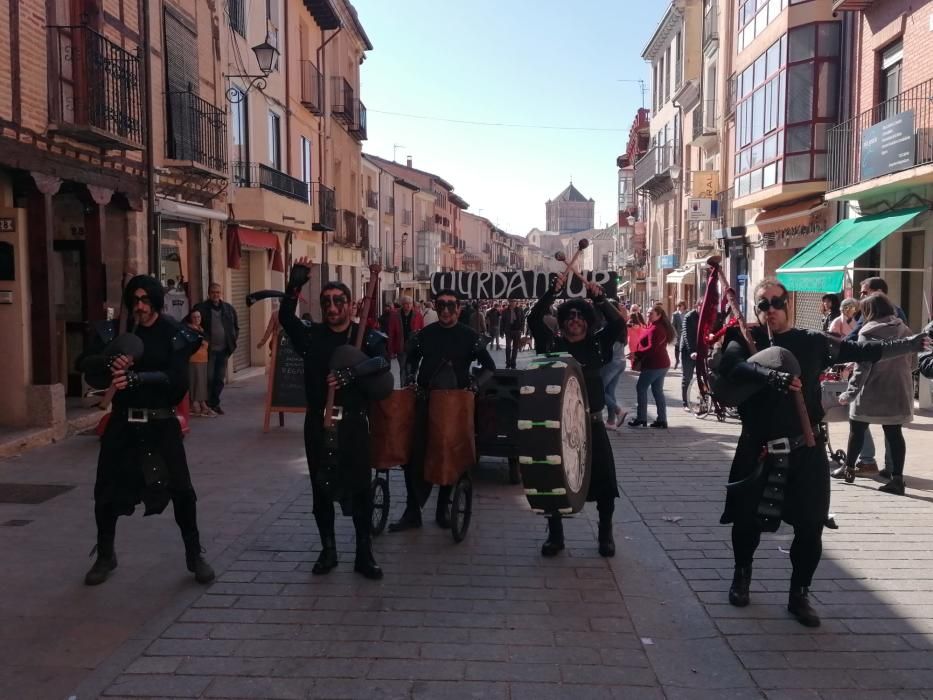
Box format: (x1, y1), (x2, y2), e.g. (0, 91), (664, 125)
(878, 475), (905, 495)
(183, 534), (215, 584)
(353, 531), (383, 580)
(84, 542), (117, 586)
(728, 565), (752, 607)
(787, 586), (821, 627)
(597, 520), (615, 557)
(541, 515), (565, 557)
(312, 535), (338, 575)
(435, 486), (452, 529)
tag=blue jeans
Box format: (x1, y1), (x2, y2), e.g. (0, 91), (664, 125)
(636, 368), (668, 422)
(858, 428), (893, 469)
(207, 350), (230, 409)
(601, 359), (626, 415)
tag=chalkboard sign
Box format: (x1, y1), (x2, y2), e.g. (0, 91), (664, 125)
(430, 270), (617, 300)
(264, 329), (307, 431)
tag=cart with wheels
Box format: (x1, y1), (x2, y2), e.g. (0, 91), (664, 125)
(820, 366), (850, 480)
(368, 387), (417, 536)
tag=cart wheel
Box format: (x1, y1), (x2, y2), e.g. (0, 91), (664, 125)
(833, 449), (847, 466)
(508, 457), (521, 485)
(450, 474), (473, 544)
(371, 474), (390, 536)
(843, 466), (856, 484)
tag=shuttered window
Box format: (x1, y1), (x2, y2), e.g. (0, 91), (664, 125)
(164, 8), (200, 161)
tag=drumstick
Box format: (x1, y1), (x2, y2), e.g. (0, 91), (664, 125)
(554, 239), (589, 289)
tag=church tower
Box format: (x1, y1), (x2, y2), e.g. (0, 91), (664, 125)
(545, 182), (595, 234)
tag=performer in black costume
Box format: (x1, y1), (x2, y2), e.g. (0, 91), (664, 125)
(82, 275), (214, 586)
(718, 280), (930, 627)
(527, 272), (624, 557)
(278, 258), (390, 580)
(388, 289), (496, 532)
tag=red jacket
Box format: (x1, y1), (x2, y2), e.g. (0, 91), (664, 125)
(636, 320), (671, 370)
(387, 309), (424, 356)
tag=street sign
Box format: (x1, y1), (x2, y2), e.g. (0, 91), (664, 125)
(657, 254), (678, 269)
(686, 198), (720, 221)
(860, 110), (916, 180)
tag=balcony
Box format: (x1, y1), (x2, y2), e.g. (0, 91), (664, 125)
(166, 90), (228, 177)
(334, 209), (362, 246)
(349, 100), (367, 141)
(331, 77), (354, 125)
(419, 218), (433, 232)
(702, 0), (718, 50)
(49, 25), (143, 150)
(234, 162), (308, 202)
(365, 190), (378, 209)
(496, 255), (509, 267)
(634, 144), (680, 198)
(690, 99), (718, 149)
(402, 257), (413, 273)
(827, 77), (933, 198)
(314, 184), (337, 231)
(300, 61), (323, 115)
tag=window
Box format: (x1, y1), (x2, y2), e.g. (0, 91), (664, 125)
(231, 88), (249, 163)
(227, 0), (246, 36)
(663, 47), (671, 103)
(880, 40), (903, 119)
(268, 111), (281, 170)
(737, 0), (787, 51)
(674, 32), (683, 89)
(300, 136), (311, 202)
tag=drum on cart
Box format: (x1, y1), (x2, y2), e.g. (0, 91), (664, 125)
(516, 354), (591, 515)
(368, 387), (417, 536)
(425, 389), (477, 543)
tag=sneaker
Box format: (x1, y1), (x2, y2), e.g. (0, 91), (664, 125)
(682, 402), (691, 413)
(854, 461), (879, 475)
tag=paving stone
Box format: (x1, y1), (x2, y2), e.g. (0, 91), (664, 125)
(103, 674), (212, 697)
(203, 676), (315, 699)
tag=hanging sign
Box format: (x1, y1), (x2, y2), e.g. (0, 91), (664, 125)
(430, 270), (618, 299)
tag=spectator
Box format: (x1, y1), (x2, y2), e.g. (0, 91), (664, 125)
(486, 303), (502, 349)
(629, 304), (676, 429)
(838, 293), (917, 495)
(422, 301), (438, 326)
(628, 304), (647, 328)
(185, 310), (214, 417)
(194, 283), (239, 415)
(378, 303), (392, 334)
(501, 299), (525, 369)
(602, 302), (630, 427)
(671, 300), (686, 369)
(163, 278), (190, 322)
(256, 299), (281, 358)
(820, 294), (841, 332)
(387, 296), (424, 384)
(467, 301), (486, 335)
(828, 297), (859, 337)
(679, 300), (702, 410)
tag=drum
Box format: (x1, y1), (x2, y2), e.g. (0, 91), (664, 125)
(369, 387), (417, 469)
(516, 354), (591, 515)
(424, 389), (476, 486)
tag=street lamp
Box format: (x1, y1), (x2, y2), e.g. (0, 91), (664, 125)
(225, 40), (279, 103)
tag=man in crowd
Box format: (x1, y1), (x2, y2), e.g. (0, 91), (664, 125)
(671, 300), (686, 370)
(388, 296), (424, 385)
(501, 299), (525, 369)
(679, 300), (701, 411)
(486, 303), (502, 349)
(82, 275), (214, 586)
(194, 283), (239, 415)
(279, 258), (391, 580)
(717, 279), (929, 627)
(388, 290), (496, 532)
(422, 301), (438, 326)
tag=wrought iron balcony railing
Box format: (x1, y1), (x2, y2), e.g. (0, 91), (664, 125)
(402, 257), (413, 273)
(300, 61), (323, 115)
(349, 100), (367, 141)
(334, 209), (362, 246)
(167, 90), (228, 174)
(312, 184), (337, 231)
(49, 24), (143, 149)
(233, 162), (309, 203)
(692, 99), (717, 142)
(366, 190), (378, 209)
(828, 77), (933, 191)
(331, 77), (354, 125)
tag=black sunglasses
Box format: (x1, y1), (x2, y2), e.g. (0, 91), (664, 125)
(132, 295), (152, 306)
(565, 309), (587, 321)
(321, 295), (347, 308)
(756, 296), (788, 313)
(436, 300), (458, 311)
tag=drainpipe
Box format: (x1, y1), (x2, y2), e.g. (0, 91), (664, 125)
(140, 0), (157, 276)
(316, 27), (342, 282)
(284, 0), (292, 174)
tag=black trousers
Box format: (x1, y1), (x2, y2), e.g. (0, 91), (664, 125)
(846, 421), (905, 477)
(95, 488), (200, 554)
(309, 471), (372, 541)
(505, 330), (522, 368)
(680, 354), (695, 405)
(732, 517), (823, 589)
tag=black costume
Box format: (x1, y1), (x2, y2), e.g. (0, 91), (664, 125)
(82, 275), (213, 586)
(527, 288), (623, 557)
(679, 308), (700, 407)
(278, 288), (389, 579)
(390, 321), (495, 531)
(718, 324), (925, 625)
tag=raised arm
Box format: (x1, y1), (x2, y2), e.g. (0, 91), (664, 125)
(278, 257), (313, 355)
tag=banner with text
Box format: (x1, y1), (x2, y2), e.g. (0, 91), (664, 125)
(430, 271), (618, 300)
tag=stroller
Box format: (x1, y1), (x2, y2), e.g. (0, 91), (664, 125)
(820, 364), (852, 481)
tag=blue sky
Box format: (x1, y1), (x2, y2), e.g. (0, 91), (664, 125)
(356, 0), (660, 236)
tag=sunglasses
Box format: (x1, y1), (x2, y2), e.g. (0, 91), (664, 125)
(756, 296), (788, 313)
(436, 300), (458, 311)
(132, 295), (152, 306)
(565, 309), (587, 321)
(321, 295), (347, 308)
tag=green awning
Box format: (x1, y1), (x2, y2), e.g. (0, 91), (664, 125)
(775, 207), (925, 292)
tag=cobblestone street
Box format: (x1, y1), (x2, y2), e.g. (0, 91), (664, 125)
(3, 348), (933, 699)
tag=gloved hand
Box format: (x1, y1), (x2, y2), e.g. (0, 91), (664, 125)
(286, 257), (312, 296)
(328, 367), (355, 389)
(906, 333), (933, 352)
(765, 370), (793, 394)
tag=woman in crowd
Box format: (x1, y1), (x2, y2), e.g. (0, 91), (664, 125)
(629, 304), (677, 429)
(602, 302), (630, 427)
(828, 297), (859, 337)
(186, 310), (214, 417)
(820, 294), (841, 333)
(838, 293), (916, 495)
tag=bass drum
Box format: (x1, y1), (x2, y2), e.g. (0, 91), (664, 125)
(424, 389), (476, 486)
(516, 354), (591, 515)
(369, 387), (417, 470)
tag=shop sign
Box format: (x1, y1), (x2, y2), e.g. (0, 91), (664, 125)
(691, 170), (720, 198)
(687, 198), (719, 221)
(766, 208), (827, 250)
(860, 111), (916, 180)
(0, 218), (15, 233)
(657, 254), (678, 269)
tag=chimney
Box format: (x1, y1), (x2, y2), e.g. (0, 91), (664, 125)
(406, 156), (412, 168)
